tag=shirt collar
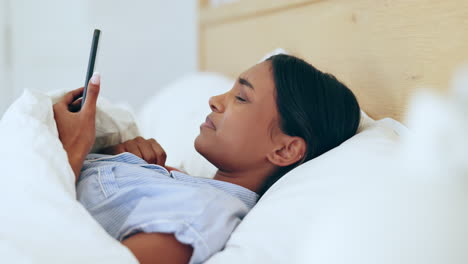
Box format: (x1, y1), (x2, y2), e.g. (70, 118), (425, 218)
(171, 171), (259, 209)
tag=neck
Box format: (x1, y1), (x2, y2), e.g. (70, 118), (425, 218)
(213, 165), (275, 194)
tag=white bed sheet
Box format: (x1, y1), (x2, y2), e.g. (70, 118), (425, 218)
(0, 89), (138, 264)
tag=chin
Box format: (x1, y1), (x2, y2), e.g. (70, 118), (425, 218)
(194, 134), (203, 154)
(194, 134), (211, 162)
(194, 134), (227, 170)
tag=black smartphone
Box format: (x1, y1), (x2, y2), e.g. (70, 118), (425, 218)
(81, 29), (101, 110)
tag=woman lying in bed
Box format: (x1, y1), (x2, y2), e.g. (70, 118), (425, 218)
(53, 54), (360, 264)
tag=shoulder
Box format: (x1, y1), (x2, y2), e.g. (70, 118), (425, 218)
(122, 232), (193, 264)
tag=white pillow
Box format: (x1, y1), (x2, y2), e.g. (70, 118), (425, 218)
(0, 89), (137, 264)
(204, 113), (404, 264)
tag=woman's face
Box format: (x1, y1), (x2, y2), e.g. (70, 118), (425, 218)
(195, 61), (281, 172)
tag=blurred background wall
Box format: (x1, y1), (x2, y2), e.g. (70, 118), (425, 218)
(0, 0), (197, 116)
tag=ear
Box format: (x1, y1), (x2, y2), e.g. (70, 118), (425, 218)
(266, 136), (306, 167)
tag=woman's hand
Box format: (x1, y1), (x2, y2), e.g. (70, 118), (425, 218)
(53, 73), (100, 181)
(100, 137), (167, 166)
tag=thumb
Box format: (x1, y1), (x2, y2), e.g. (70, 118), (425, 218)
(82, 72), (100, 115)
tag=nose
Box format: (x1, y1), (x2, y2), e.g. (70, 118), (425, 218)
(209, 94), (225, 113)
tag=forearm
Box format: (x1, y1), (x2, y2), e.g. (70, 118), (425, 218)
(68, 153), (85, 182)
(122, 233), (193, 264)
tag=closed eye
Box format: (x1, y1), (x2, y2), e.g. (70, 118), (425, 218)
(235, 96), (247, 102)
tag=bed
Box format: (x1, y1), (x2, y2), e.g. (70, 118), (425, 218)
(194, 1), (468, 263)
(0, 0), (467, 263)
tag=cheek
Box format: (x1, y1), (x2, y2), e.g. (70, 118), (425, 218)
(195, 104), (278, 170)
(217, 109), (272, 152)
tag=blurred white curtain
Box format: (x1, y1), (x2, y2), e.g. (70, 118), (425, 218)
(0, 0), (12, 116)
(0, 0), (197, 116)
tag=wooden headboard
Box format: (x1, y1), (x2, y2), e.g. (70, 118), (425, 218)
(198, 0), (468, 122)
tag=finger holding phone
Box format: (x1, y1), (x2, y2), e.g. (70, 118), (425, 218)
(53, 29), (101, 181)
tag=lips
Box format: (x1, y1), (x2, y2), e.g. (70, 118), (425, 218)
(201, 116), (216, 130)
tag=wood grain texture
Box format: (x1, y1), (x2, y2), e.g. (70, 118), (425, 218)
(199, 0), (468, 122)
(200, 0), (321, 26)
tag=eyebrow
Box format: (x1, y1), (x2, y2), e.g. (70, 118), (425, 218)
(238, 77), (255, 90)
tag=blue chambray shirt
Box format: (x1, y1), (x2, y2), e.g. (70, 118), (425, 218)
(76, 152), (258, 264)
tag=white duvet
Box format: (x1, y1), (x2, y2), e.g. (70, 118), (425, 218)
(0, 90), (138, 263)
